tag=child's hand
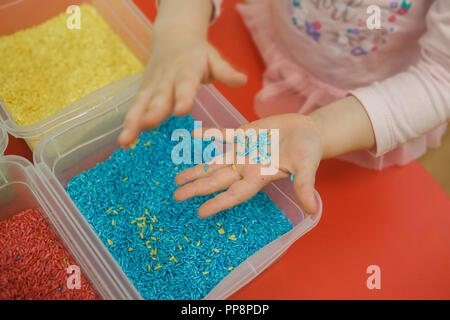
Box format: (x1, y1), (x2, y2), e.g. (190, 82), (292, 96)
(174, 114), (323, 217)
(118, 30), (247, 148)
(173, 96), (376, 218)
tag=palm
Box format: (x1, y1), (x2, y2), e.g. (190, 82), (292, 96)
(174, 114), (323, 217)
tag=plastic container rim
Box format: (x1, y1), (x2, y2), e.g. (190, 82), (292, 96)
(0, 126), (8, 155)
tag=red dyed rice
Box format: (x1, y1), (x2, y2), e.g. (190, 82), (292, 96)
(0, 209), (100, 300)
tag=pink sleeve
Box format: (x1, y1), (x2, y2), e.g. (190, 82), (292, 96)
(211, 0), (222, 22)
(156, 0), (222, 23)
(350, 0), (450, 157)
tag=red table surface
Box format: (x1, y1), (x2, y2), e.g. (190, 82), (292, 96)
(6, 0), (450, 300)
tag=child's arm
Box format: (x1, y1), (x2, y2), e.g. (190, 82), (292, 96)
(174, 95), (375, 217)
(175, 2), (450, 218)
(309, 96), (375, 159)
(350, 1), (450, 157)
(118, 0), (246, 147)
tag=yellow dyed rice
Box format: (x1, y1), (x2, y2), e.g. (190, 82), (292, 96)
(129, 139), (139, 149)
(0, 3), (144, 126)
(154, 264), (162, 271)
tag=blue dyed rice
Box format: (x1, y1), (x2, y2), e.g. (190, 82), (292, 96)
(66, 115), (293, 300)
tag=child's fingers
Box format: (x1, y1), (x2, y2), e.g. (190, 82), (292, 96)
(197, 178), (263, 218)
(174, 167), (241, 202)
(141, 85), (174, 128)
(292, 166), (317, 214)
(174, 81), (197, 116)
(209, 50), (247, 88)
(174, 164), (209, 186)
(174, 73), (201, 116)
(118, 91), (152, 147)
(174, 160), (228, 186)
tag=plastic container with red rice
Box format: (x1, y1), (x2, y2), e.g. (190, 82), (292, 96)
(0, 155), (99, 299)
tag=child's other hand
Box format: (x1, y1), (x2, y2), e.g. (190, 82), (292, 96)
(118, 30), (247, 148)
(174, 114), (323, 218)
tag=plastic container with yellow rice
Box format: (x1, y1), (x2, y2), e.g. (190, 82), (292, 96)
(0, 0), (150, 149)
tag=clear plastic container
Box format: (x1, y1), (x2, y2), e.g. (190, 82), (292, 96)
(0, 155), (56, 223)
(0, 0), (152, 149)
(33, 80), (323, 300)
(0, 126), (8, 156)
(0, 155), (101, 297)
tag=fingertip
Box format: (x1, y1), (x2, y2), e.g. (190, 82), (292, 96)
(304, 195), (318, 214)
(175, 169), (195, 186)
(219, 70), (247, 89)
(173, 188), (184, 202)
(174, 173), (185, 186)
(121, 105), (147, 147)
(293, 176), (317, 215)
(174, 80), (197, 116)
(233, 72), (248, 87)
(210, 52), (246, 88)
(117, 130), (129, 147)
(197, 206), (213, 219)
(298, 188), (317, 214)
(118, 128), (137, 149)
